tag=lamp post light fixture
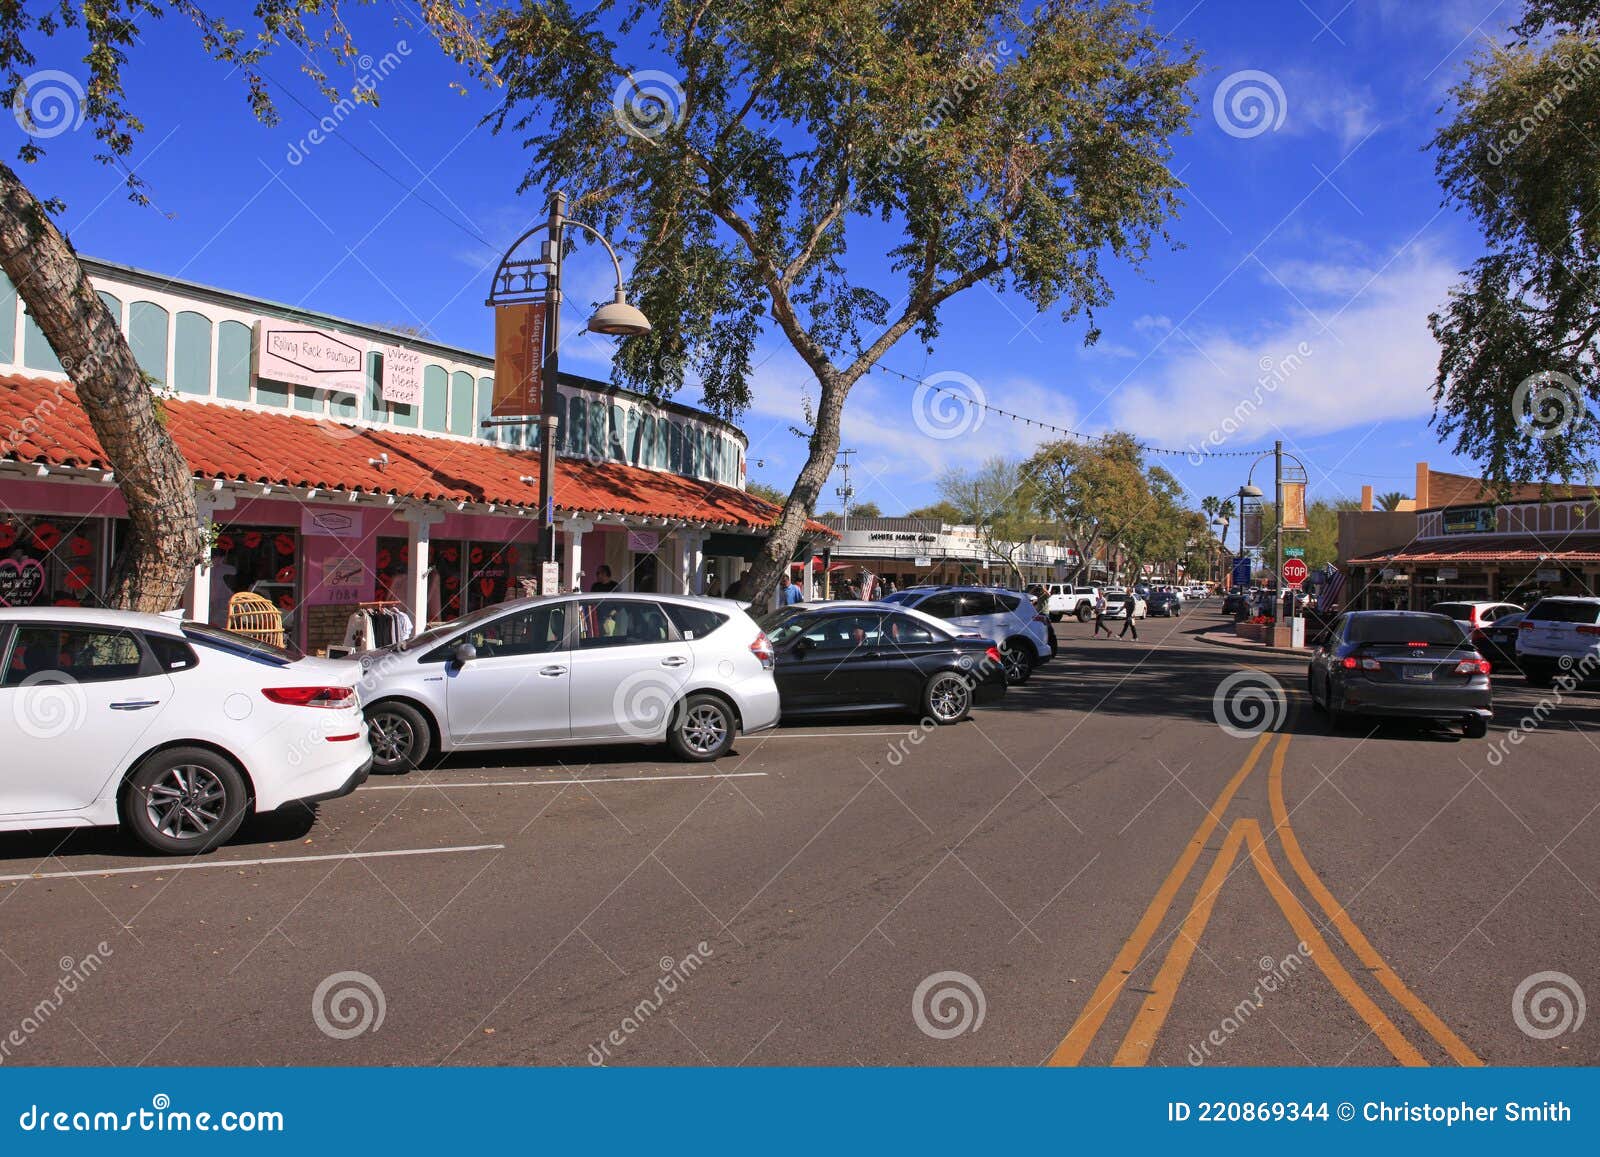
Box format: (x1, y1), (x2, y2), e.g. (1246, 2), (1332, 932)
(486, 190), (652, 571)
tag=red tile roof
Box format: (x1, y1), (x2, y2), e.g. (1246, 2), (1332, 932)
(1348, 535), (1600, 565)
(0, 374), (833, 536)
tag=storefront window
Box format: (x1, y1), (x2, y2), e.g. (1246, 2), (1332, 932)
(210, 524), (298, 629)
(0, 514), (103, 609)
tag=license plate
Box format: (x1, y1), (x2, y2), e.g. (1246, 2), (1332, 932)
(1403, 666), (1433, 681)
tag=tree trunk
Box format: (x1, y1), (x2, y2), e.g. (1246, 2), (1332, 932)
(743, 371), (848, 604)
(0, 160), (204, 611)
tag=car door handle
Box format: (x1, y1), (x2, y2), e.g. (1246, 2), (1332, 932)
(539, 665), (567, 677)
(660, 656), (689, 668)
(109, 699), (161, 711)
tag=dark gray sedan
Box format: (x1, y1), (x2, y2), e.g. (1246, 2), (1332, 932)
(1307, 611), (1493, 738)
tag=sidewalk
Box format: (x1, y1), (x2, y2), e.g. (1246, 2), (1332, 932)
(1195, 626), (1311, 658)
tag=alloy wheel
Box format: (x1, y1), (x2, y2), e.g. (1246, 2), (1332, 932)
(680, 703), (729, 756)
(928, 674), (971, 722)
(369, 711), (416, 766)
(144, 764), (227, 841)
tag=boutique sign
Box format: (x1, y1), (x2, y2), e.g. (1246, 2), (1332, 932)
(253, 321), (367, 395)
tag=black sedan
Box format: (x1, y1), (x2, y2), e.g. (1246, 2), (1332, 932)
(1222, 591), (1252, 616)
(1148, 590), (1182, 617)
(1473, 612), (1525, 673)
(1307, 611), (1492, 738)
(758, 603), (1007, 724)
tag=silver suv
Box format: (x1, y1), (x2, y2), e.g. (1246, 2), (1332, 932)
(882, 586), (1052, 684)
(356, 593), (781, 769)
(1515, 596), (1600, 688)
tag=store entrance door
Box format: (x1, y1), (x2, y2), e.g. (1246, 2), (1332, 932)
(631, 552), (659, 593)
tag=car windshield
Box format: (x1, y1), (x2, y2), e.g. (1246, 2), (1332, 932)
(879, 591), (913, 604)
(1346, 615), (1465, 645)
(398, 602), (520, 652)
(1430, 603), (1472, 620)
(1527, 600), (1600, 624)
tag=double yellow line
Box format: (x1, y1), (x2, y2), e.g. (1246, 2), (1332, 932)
(1049, 732), (1481, 1067)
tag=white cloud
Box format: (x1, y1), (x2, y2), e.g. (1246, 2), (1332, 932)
(1108, 242), (1460, 455)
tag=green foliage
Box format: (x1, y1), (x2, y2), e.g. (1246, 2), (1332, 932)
(848, 499), (883, 518)
(1428, 2), (1600, 487)
(485, 0), (1198, 417)
(906, 500), (967, 523)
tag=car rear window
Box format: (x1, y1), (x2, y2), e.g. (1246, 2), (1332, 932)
(664, 604), (729, 640)
(181, 622), (296, 666)
(1526, 599), (1600, 624)
(1346, 615), (1465, 645)
(1430, 603), (1471, 620)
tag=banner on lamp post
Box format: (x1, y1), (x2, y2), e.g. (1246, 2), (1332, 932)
(1281, 481), (1308, 531)
(492, 302), (547, 418)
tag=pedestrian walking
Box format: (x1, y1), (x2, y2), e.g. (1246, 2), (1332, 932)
(1119, 595), (1139, 640)
(1093, 591), (1112, 637)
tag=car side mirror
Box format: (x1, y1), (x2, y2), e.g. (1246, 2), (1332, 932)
(453, 642), (477, 665)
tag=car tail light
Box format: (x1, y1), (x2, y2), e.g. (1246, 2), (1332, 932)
(1578, 625), (1600, 636)
(749, 632), (774, 669)
(1034, 614), (1049, 624)
(1520, 620), (1536, 630)
(1455, 658), (1492, 675)
(1340, 656), (1358, 669)
(263, 686), (356, 708)
(985, 645), (1003, 666)
(1342, 656), (1381, 670)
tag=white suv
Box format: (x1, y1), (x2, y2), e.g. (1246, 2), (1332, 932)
(882, 586), (1052, 683)
(1043, 583), (1101, 622)
(358, 593), (780, 769)
(1515, 596), (1600, 687)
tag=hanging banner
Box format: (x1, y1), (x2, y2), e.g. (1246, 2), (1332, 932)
(1241, 508), (1264, 550)
(492, 302), (546, 418)
(1281, 481), (1308, 531)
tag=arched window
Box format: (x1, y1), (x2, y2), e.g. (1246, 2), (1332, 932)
(217, 321), (252, 401)
(174, 311), (212, 395)
(128, 301), (170, 386)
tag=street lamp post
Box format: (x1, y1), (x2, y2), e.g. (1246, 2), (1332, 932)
(486, 191), (652, 574)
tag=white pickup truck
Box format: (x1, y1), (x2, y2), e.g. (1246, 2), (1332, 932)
(1043, 583), (1102, 622)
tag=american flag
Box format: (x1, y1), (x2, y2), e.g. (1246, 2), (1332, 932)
(1315, 563), (1346, 612)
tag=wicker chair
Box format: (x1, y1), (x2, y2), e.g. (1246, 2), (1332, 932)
(225, 591), (286, 647)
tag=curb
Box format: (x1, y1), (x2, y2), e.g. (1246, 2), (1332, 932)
(1195, 627), (1310, 658)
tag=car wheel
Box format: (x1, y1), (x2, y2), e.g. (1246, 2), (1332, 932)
(365, 700), (432, 773)
(1308, 671), (1325, 712)
(1463, 715), (1489, 739)
(668, 694), (736, 762)
(1000, 640), (1034, 685)
(924, 671), (973, 724)
(1076, 604), (1093, 623)
(120, 747), (248, 855)
(1049, 612), (1062, 623)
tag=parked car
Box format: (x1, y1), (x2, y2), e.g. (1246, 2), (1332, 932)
(1430, 600), (1524, 637)
(1307, 610), (1492, 737)
(1476, 612), (1526, 672)
(881, 586), (1051, 684)
(1103, 589), (1147, 619)
(1222, 591), (1252, 616)
(1515, 596), (1600, 688)
(0, 609), (371, 854)
(1147, 590), (1182, 617)
(757, 602), (1006, 723)
(1043, 583), (1101, 623)
(358, 593), (780, 770)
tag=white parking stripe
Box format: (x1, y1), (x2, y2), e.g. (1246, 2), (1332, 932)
(361, 772), (769, 792)
(755, 732), (909, 738)
(0, 843), (505, 884)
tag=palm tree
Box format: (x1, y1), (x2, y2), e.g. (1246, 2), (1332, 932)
(1376, 491), (1410, 511)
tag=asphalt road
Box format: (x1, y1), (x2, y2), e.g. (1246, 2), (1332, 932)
(2, 603), (1596, 1067)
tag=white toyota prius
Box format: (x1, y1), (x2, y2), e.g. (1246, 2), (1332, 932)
(0, 608), (371, 854)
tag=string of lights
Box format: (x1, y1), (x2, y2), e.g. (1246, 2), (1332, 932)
(866, 361), (1277, 460)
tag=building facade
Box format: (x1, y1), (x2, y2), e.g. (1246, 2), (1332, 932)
(0, 260), (830, 653)
(1338, 462), (1600, 611)
(813, 516), (1080, 590)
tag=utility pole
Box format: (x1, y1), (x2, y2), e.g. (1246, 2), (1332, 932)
(1274, 438), (1285, 621)
(835, 449), (857, 533)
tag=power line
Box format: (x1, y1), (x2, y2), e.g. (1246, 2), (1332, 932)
(866, 361), (1277, 461)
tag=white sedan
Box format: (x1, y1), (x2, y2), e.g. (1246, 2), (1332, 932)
(0, 609), (370, 854)
(356, 593), (781, 770)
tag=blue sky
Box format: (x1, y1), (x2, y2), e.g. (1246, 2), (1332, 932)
(13, 0), (1520, 517)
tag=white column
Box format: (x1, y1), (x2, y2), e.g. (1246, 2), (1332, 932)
(399, 505), (445, 628)
(684, 530), (706, 594)
(800, 543), (817, 600)
(560, 517), (594, 592)
(186, 488), (238, 622)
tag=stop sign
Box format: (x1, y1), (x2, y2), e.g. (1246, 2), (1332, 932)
(1282, 557), (1309, 588)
